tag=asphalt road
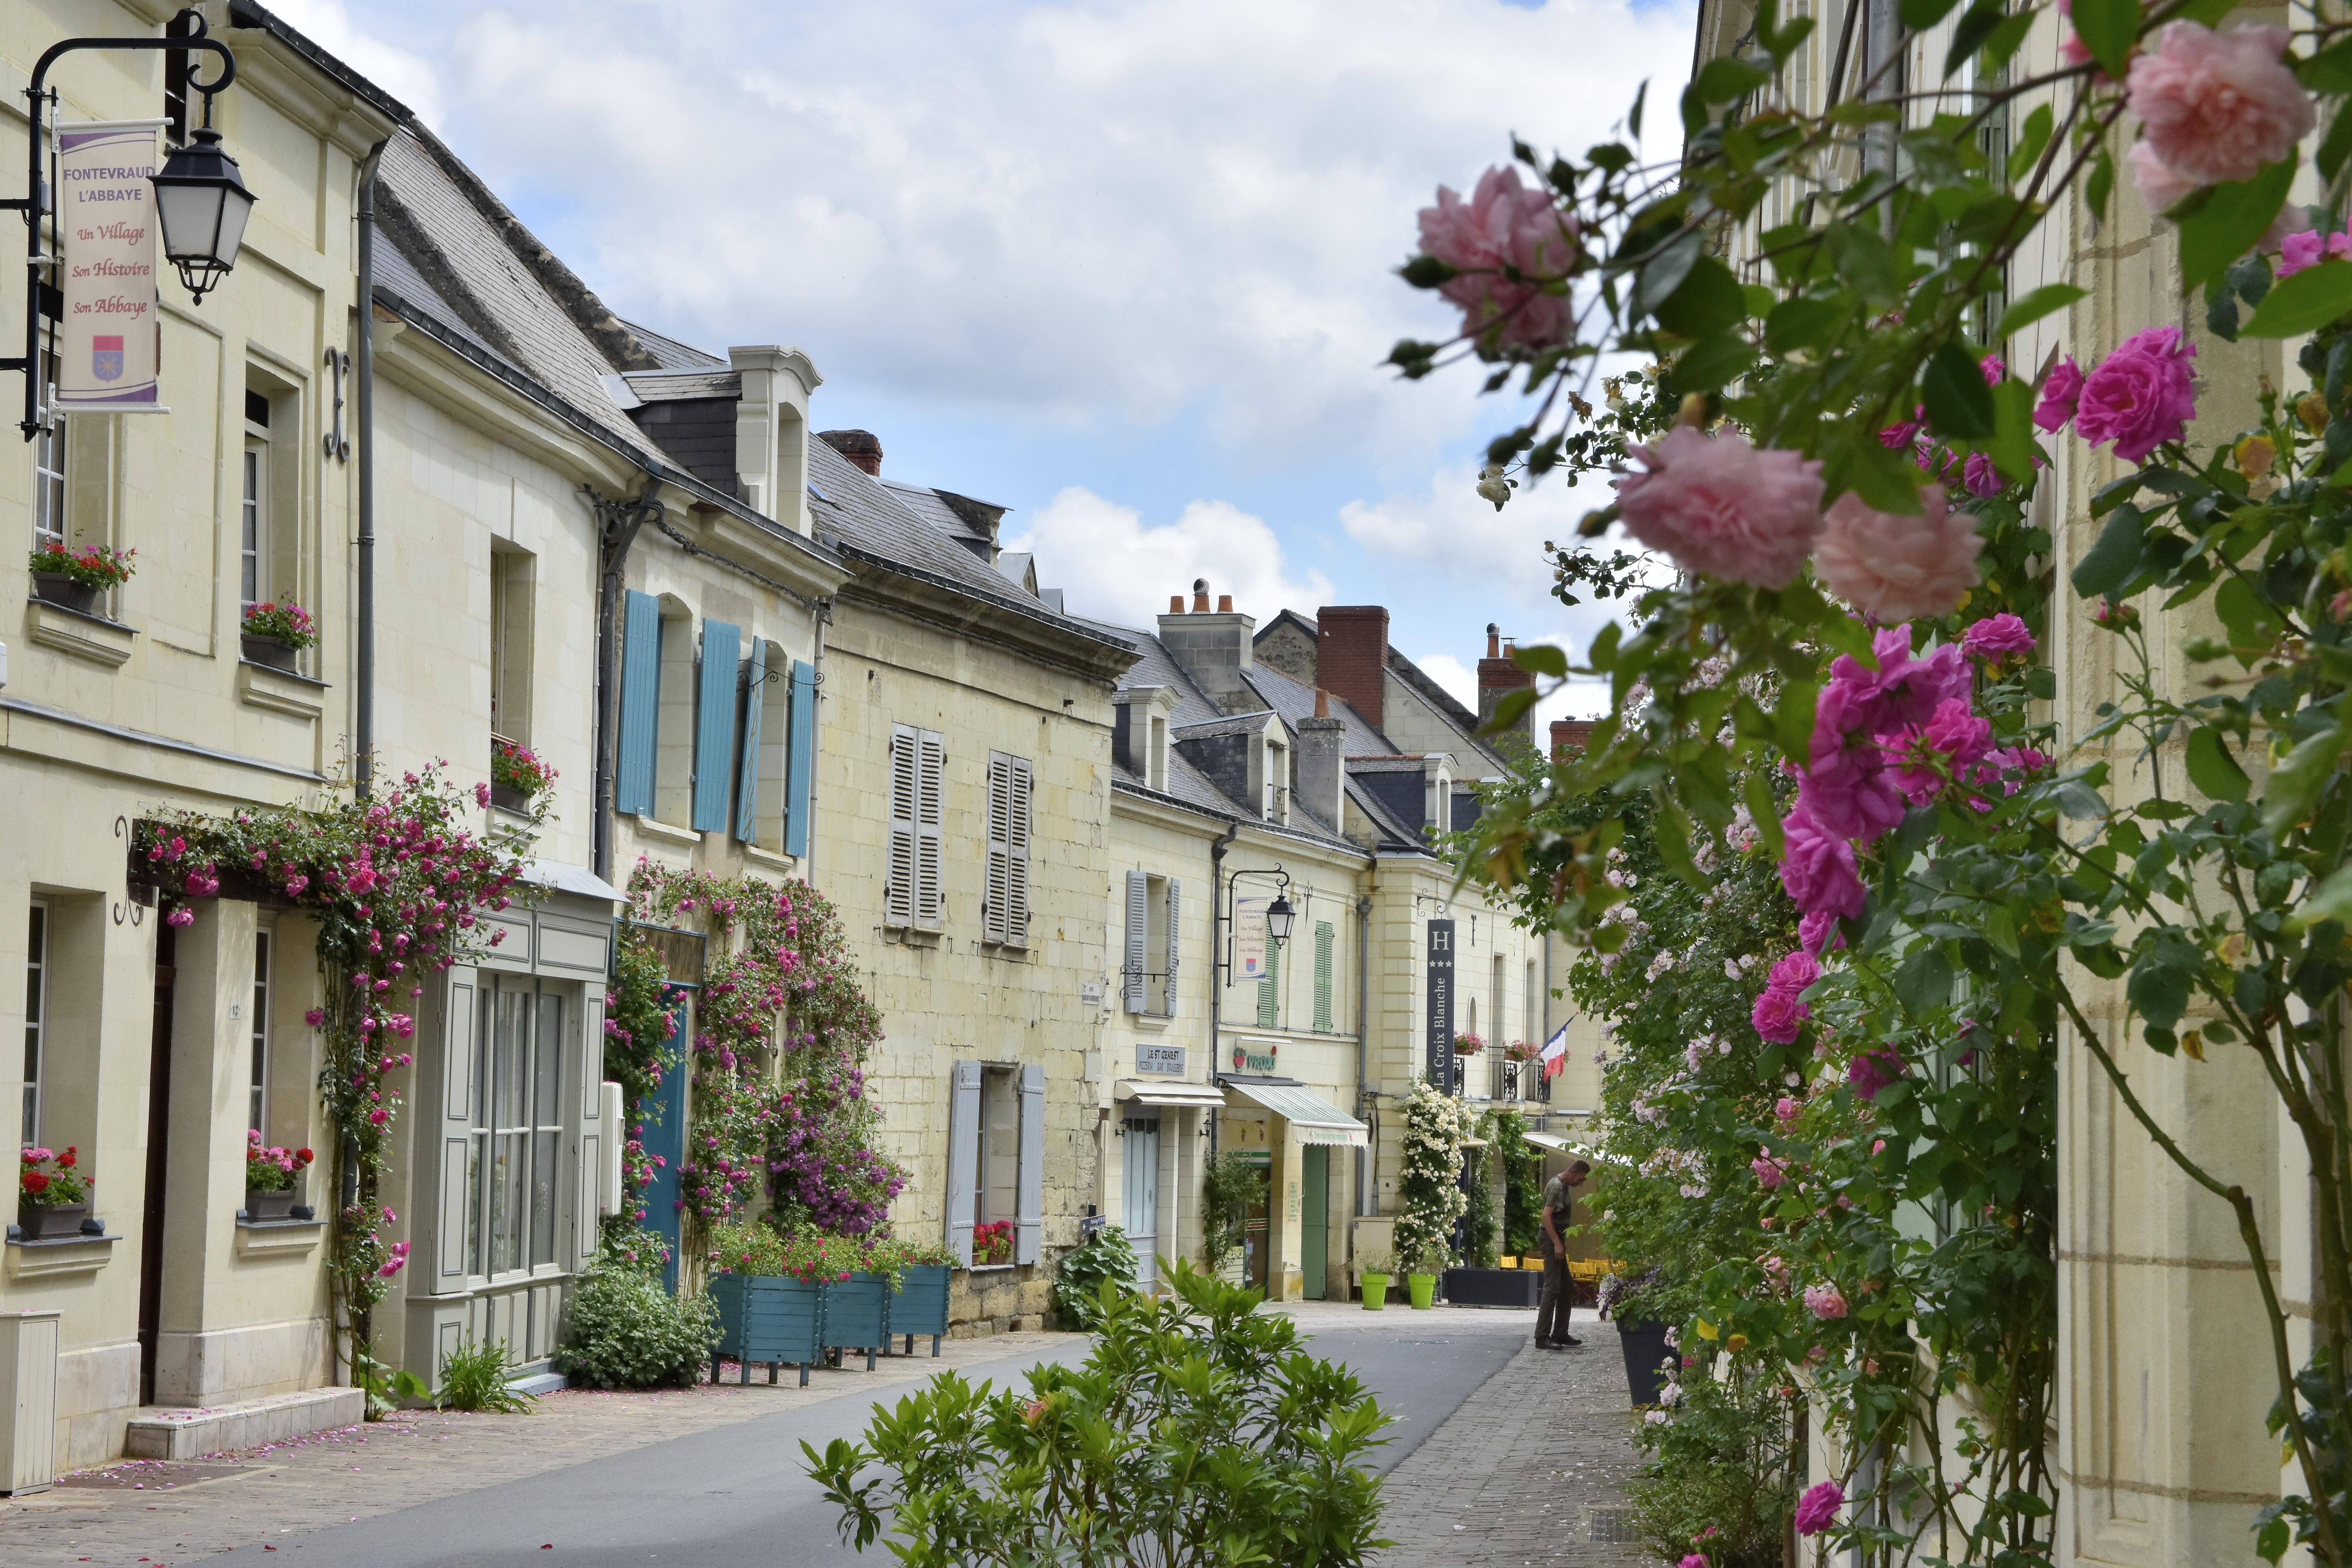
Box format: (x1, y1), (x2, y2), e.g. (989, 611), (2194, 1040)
(206, 1312), (1528, 1566)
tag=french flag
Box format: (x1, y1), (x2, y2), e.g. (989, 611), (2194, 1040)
(1539, 1022), (1570, 1080)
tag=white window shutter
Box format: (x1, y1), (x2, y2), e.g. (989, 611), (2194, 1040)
(1123, 871), (1148, 1013)
(887, 726), (917, 927)
(1016, 1062), (1044, 1266)
(1163, 878), (1180, 1019)
(1007, 758), (1032, 944)
(436, 971), (477, 1287)
(946, 1060), (980, 1265)
(984, 753), (1011, 944)
(917, 730), (946, 929)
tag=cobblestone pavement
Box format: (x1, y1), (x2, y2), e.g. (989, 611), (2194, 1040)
(0, 1332), (1067, 1567)
(1366, 1308), (1651, 1568)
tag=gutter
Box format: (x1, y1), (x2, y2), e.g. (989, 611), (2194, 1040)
(590, 482), (661, 882)
(353, 139), (385, 798)
(1205, 820), (1240, 1163)
(1356, 889), (1375, 1219)
(805, 597), (831, 888)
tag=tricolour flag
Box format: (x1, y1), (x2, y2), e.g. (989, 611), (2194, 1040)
(1539, 1022), (1570, 1080)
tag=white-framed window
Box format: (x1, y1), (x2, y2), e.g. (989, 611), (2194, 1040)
(241, 390), (269, 611)
(946, 1059), (1043, 1266)
(32, 356), (64, 552)
(1122, 871), (1181, 1016)
(490, 546), (535, 747)
(1147, 712), (1169, 792)
(249, 927), (272, 1134)
(23, 902), (48, 1147)
(1265, 739), (1289, 824)
(654, 603), (695, 826)
(467, 977), (566, 1276)
(887, 724), (944, 929)
(983, 751), (1033, 946)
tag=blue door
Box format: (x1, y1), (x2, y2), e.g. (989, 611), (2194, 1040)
(641, 984), (691, 1292)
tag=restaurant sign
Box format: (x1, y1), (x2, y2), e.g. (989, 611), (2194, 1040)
(1135, 1043), (1185, 1076)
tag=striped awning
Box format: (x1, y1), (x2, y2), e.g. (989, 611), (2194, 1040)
(1221, 1081), (1368, 1147)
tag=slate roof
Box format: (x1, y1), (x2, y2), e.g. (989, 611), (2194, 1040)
(883, 481), (992, 550)
(1241, 664), (1395, 759)
(624, 369), (743, 401)
(620, 319), (730, 372)
(1174, 713), (1277, 741)
(1071, 618), (1226, 727)
(1253, 608), (1508, 773)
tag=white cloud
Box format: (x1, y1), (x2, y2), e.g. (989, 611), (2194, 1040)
(268, 0), (446, 126)
(1008, 487), (1334, 630)
(1339, 459), (1609, 616)
(1414, 651), (1479, 709)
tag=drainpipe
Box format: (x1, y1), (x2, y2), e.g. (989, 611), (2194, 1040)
(1355, 890), (1374, 1217)
(804, 597), (831, 887)
(591, 481), (661, 882)
(352, 140), (385, 799)
(1205, 820), (1239, 1162)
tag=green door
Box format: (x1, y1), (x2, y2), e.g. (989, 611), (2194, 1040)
(1301, 1146), (1330, 1299)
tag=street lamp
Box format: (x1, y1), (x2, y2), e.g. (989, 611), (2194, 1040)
(3, 8), (243, 438)
(1265, 893), (1295, 946)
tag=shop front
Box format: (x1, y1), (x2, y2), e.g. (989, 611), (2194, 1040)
(1217, 1076), (1367, 1302)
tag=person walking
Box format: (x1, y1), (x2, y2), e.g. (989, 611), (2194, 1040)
(1535, 1159), (1590, 1348)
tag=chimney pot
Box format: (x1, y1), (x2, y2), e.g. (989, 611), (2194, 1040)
(1169, 594), (1185, 613)
(1192, 580), (1210, 613)
(1486, 622), (1501, 659)
(1314, 687), (1330, 718)
(817, 428), (884, 477)
(1216, 593), (1233, 613)
(1550, 719), (1594, 759)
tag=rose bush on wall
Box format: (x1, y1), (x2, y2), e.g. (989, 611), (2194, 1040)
(1394, 1078), (1472, 1275)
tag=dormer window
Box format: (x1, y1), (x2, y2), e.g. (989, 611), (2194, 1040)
(1265, 738), (1290, 824)
(1148, 712), (1169, 792)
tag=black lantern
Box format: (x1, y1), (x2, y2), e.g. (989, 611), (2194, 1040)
(151, 129), (254, 304)
(1265, 895), (1295, 945)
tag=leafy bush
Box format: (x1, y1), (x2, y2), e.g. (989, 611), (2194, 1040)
(1053, 1225), (1140, 1329)
(808, 1257), (1393, 1565)
(1461, 1127), (1498, 1267)
(1200, 1149), (1265, 1275)
(437, 1338), (537, 1414)
(1493, 1112), (1544, 1258)
(1395, 1078), (1470, 1274)
(554, 1249), (715, 1390)
(1628, 1358), (1795, 1568)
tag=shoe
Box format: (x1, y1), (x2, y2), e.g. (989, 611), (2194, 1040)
(1554, 1334), (1584, 1347)
(1537, 1338), (1566, 1350)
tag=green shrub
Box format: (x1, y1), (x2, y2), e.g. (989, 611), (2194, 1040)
(808, 1257), (1393, 1564)
(1200, 1149), (1265, 1274)
(1461, 1128), (1498, 1268)
(554, 1249), (716, 1390)
(1052, 1225), (1140, 1328)
(1628, 1359), (1794, 1568)
(437, 1338), (537, 1414)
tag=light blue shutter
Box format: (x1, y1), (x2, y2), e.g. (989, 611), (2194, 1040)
(615, 592), (660, 816)
(691, 620), (740, 833)
(783, 659), (817, 859)
(946, 1061), (980, 1265)
(1016, 1062), (1044, 1265)
(733, 638), (767, 841)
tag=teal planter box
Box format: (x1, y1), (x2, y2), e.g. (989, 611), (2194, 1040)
(821, 1272), (890, 1370)
(891, 1264), (951, 1357)
(709, 1272), (824, 1387)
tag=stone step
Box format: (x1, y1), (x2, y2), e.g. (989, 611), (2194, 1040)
(124, 1386), (366, 1460)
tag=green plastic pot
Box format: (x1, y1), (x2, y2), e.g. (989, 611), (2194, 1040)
(1406, 1272), (1436, 1310)
(1360, 1272), (1389, 1310)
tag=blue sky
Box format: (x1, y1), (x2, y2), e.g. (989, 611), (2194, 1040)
(299, 0), (1695, 715)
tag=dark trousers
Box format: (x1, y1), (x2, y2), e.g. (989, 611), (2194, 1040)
(1536, 1254), (1573, 1342)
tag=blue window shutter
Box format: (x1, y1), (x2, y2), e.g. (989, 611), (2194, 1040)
(615, 592), (660, 816)
(783, 659), (817, 859)
(733, 638), (768, 841)
(691, 620), (741, 833)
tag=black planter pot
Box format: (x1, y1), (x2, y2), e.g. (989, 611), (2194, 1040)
(490, 782), (530, 814)
(245, 1188), (300, 1221)
(240, 634), (299, 671)
(1619, 1318), (1675, 1408)
(17, 1200), (91, 1240)
(31, 573), (98, 615)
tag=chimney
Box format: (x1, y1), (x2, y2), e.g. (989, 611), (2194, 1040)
(818, 428), (882, 476)
(1550, 719), (1594, 759)
(1169, 595), (1184, 613)
(1477, 622), (1537, 753)
(1296, 688), (1348, 828)
(1316, 606), (1388, 730)
(1157, 582), (1257, 710)
(1217, 594), (1233, 612)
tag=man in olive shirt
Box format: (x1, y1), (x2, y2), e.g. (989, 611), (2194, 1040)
(1536, 1160), (1591, 1348)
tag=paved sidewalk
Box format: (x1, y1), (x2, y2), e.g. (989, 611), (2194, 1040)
(0, 1332), (1065, 1568)
(1370, 1311), (1649, 1567)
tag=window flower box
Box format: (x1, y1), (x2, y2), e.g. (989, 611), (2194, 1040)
(28, 543), (134, 616)
(240, 604), (317, 672)
(972, 1219), (1015, 1267)
(31, 573), (98, 615)
(708, 1272), (824, 1388)
(16, 1200), (90, 1241)
(18, 1147), (92, 1239)
(244, 1134), (314, 1220)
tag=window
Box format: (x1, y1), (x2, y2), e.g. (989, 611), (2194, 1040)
(466, 978), (565, 1276)
(887, 724), (944, 929)
(23, 903), (47, 1146)
(1492, 953), (1508, 1052)
(741, 639), (816, 856)
(654, 604), (695, 826)
(249, 927), (272, 1134)
(1265, 739), (1289, 824)
(1147, 713), (1169, 792)
(980, 1065), (1018, 1227)
(1312, 920), (1335, 1033)
(946, 1059), (1042, 1266)
(1256, 935), (1283, 1029)
(1122, 872), (1180, 1016)
(32, 358), (64, 552)
(489, 547), (534, 748)
(241, 390), (269, 611)
(984, 751), (1034, 945)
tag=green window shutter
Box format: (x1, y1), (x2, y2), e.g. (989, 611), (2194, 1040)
(783, 659), (817, 859)
(691, 620), (741, 833)
(615, 591), (660, 816)
(1256, 939), (1281, 1028)
(1313, 922), (1334, 1032)
(733, 638), (768, 840)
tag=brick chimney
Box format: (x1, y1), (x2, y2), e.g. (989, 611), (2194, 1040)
(1477, 622), (1537, 752)
(1157, 581), (1257, 710)
(1550, 720), (1594, 759)
(1296, 687), (1348, 829)
(818, 428), (882, 475)
(1316, 606), (1388, 730)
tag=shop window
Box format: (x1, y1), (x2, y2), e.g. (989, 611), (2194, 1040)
(22, 902), (47, 1146)
(466, 978), (566, 1276)
(946, 1059), (1042, 1265)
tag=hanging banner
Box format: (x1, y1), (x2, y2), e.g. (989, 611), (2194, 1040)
(56, 120), (164, 413)
(1426, 919), (1456, 1089)
(1233, 892), (1269, 982)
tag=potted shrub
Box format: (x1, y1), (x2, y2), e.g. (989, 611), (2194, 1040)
(1451, 1030), (1486, 1057)
(17, 1146), (93, 1240)
(1405, 1243), (1443, 1310)
(28, 541), (135, 616)
(972, 1218), (1015, 1266)
(240, 602), (318, 672)
(1599, 1268), (1676, 1408)
(244, 1131), (315, 1221)
(1357, 1249), (1392, 1311)
(490, 738), (557, 814)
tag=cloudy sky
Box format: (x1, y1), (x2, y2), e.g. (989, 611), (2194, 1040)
(299, 0), (1692, 716)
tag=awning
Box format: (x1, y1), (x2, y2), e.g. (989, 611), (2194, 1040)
(1524, 1131), (1573, 1151)
(1221, 1081), (1368, 1147)
(1115, 1080), (1226, 1109)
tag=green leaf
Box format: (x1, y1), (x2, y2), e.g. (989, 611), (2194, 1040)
(1774, 679), (1819, 763)
(1653, 255), (1747, 337)
(1921, 343), (1996, 439)
(1899, 0), (1965, 26)
(2086, 144), (2115, 222)
(1489, 687), (1539, 732)
(1629, 229), (1703, 320)
(1744, 769), (1786, 861)
(2127, 957), (2191, 1031)
(1664, 333), (1756, 395)
(1513, 643), (1569, 679)
(2177, 155), (2297, 291)
(1982, 904), (2020, 958)
(1989, 379), (2036, 482)
(2007, 104), (2053, 185)
(2071, 504), (2145, 598)
(2294, 865), (2352, 929)
(1995, 283), (2085, 340)
(1942, 0), (2010, 78)
(2240, 260), (2352, 337)
(1652, 795), (1705, 889)
(1764, 296), (1847, 354)
(2185, 726), (2252, 803)
(1692, 55), (1773, 106)
(1975, 10), (2037, 74)
(2299, 36), (2352, 93)
(1895, 946), (1955, 1014)
(1630, 80), (1648, 141)
(2323, 104), (2352, 185)
(2069, 0), (2139, 80)
(2262, 722), (2346, 837)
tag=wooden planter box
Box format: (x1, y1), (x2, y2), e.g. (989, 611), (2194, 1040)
(1442, 1267), (1543, 1308)
(708, 1273), (824, 1387)
(889, 1264), (951, 1357)
(820, 1273), (890, 1370)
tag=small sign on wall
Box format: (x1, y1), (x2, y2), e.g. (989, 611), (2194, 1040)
(1081, 980), (1104, 1007)
(1230, 1037), (1279, 1074)
(1136, 1043), (1185, 1076)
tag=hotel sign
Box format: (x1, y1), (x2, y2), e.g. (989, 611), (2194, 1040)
(1426, 919), (1455, 1090)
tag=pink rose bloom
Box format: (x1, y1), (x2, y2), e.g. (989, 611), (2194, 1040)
(2277, 229), (2352, 278)
(1778, 808), (1868, 918)
(2126, 138), (2200, 215)
(1796, 743), (1906, 844)
(1847, 1048), (1906, 1102)
(1960, 452), (2004, 499)
(166, 907), (194, 928)
(1417, 166), (1580, 352)
(1878, 419), (1919, 449)
(303, 1007), (326, 1027)
(2076, 326), (2198, 464)
(1752, 1151), (1789, 1189)
(1615, 426), (1826, 589)
(1795, 1480), (1845, 1534)
(1922, 697), (1993, 768)
(1775, 1096), (1801, 1125)
(2127, 23), (2313, 188)
(1798, 909), (1845, 955)
(1768, 951), (1821, 992)
(1803, 1282), (1849, 1322)
(2034, 358), (2084, 433)
(1752, 985), (1809, 1044)
(1964, 612), (2033, 659)
(1681, 1557), (1711, 1568)
(1813, 486), (1984, 622)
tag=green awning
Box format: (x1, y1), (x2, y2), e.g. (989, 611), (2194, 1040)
(1221, 1080), (1368, 1147)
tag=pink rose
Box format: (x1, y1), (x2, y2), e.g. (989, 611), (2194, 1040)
(1795, 1480), (1844, 1533)
(1777, 809), (1868, 919)
(1751, 985), (1809, 1044)
(1798, 910), (1845, 955)
(1795, 743), (1906, 844)
(1803, 1282), (1849, 1321)
(1963, 613), (2033, 659)
(1767, 951), (1820, 992)
(475, 782), (492, 809)
(1960, 452), (2004, 499)
(166, 907), (194, 928)
(1812, 486), (1984, 622)
(2033, 359), (2083, 433)
(2125, 138), (2200, 215)
(1847, 1048), (1906, 1102)
(1681, 1557), (1711, 1568)
(303, 1007), (326, 1027)
(2126, 23), (2313, 189)
(2076, 327), (2198, 464)
(1416, 166), (1580, 353)
(1752, 1152), (1789, 1189)
(1775, 1096), (1801, 1125)
(1615, 426), (1826, 589)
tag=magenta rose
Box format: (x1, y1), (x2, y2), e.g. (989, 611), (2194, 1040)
(1795, 1481), (1845, 1534)
(2033, 358), (2084, 433)
(1847, 1048), (1906, 1102)
(1795, 743), (1907, 845)
(2278, 228), (2352, 278)
(1777, 809), (1868, 920)
(2076, 327), (2198, 465)
(1767, 951), (1821, 993)
(1798, 910), (1845, 955)
(1614, 426), (1826, 589)
(1751, 985), (1809, 1044)
(1963, 613), (2033, 659)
